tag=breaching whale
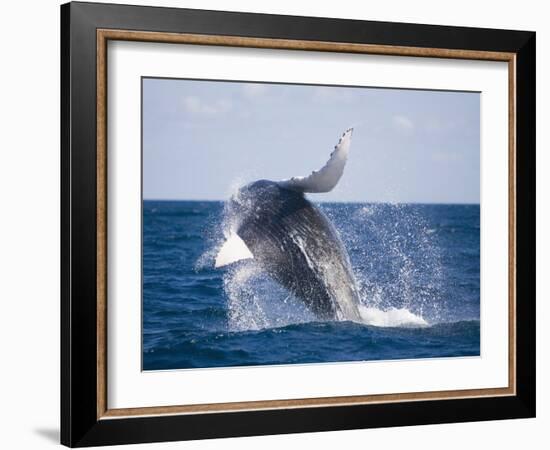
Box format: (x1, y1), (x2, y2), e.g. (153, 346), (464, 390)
(215, 129), (362, 322)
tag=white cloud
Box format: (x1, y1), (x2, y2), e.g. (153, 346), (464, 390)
(242, 83), (267, 98)
(182, 96), (232, 115)
(392, 115), (414, 131)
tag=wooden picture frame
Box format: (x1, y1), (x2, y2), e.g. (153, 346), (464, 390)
(61, 1), (535, 447)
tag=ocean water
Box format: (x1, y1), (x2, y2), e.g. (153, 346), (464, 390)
(143, 200), (480, 370)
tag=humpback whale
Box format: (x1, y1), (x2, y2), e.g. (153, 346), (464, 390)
(215, 129), (362, 322)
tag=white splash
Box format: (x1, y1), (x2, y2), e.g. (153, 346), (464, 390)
(357, 305), (428, 328)
(224, 263), (315, 332)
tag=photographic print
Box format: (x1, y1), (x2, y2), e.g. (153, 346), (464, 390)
(142, 78), (480, 371)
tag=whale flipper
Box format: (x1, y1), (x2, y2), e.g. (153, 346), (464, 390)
(215, 232), (254, 268)
(278, 128), (352, 193)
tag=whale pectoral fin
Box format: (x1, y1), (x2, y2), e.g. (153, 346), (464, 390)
(277, 128), (353, 193)
(214, 233), (254, 268)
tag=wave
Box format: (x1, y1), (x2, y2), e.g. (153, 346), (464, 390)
(143, 318), (480, 370)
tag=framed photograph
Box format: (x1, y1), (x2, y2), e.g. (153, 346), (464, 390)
(61, 1), (536, 447)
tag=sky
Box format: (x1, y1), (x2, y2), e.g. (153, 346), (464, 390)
(142, 78), (480, 204)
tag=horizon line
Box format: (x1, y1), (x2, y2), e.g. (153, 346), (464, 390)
(142, 198), (481, 206)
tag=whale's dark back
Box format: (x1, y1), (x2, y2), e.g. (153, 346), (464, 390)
(230, 180), (360, 320)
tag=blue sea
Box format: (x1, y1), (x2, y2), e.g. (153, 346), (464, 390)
(143, 201), (480, 370)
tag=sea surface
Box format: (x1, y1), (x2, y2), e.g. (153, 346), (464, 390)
(143, 200), (480, 370)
